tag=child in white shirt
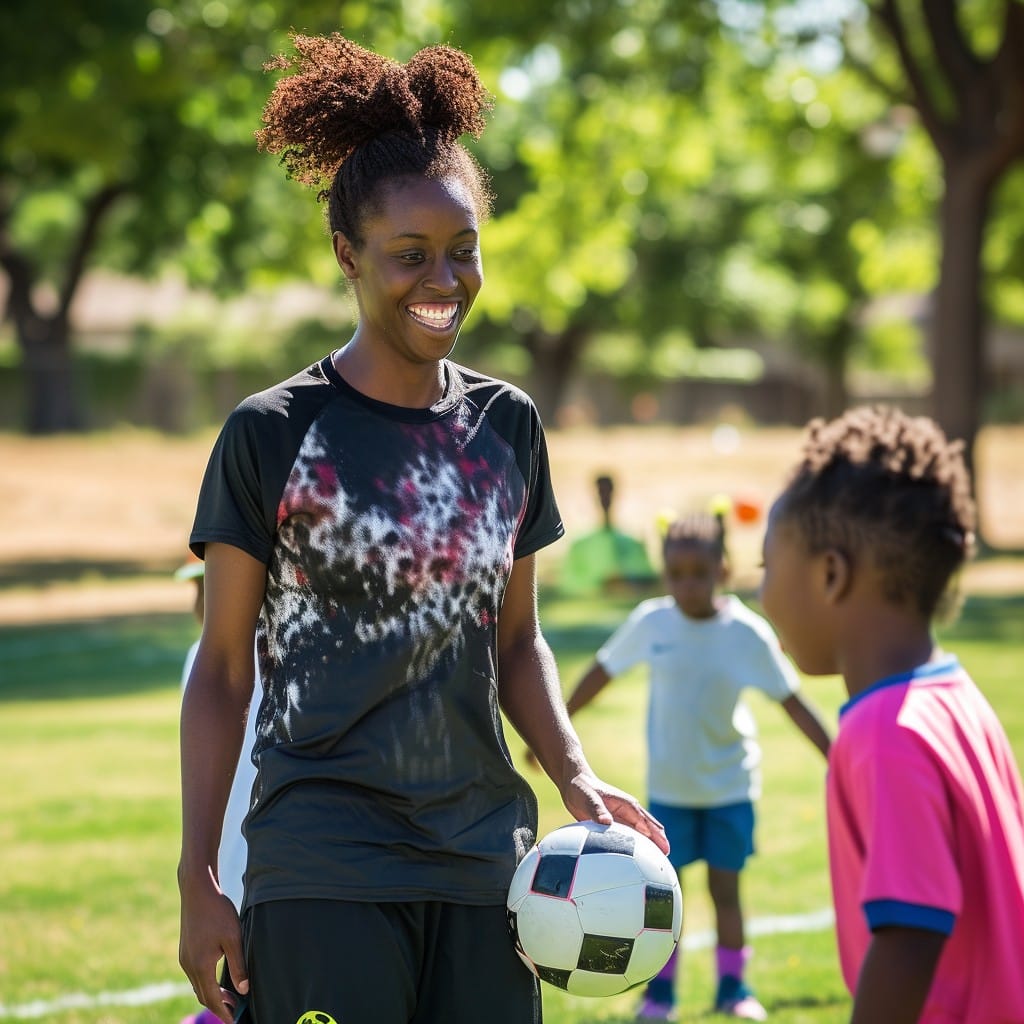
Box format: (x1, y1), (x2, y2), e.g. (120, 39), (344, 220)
(565, 512), (831, 1021)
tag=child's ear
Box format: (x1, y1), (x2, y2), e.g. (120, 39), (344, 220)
(821, 547), (851, 604)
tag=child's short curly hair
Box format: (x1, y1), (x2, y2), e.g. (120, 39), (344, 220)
(256, 33), (495, 245)
(663, 511), (727, 562)
(779, 406), (976, 619)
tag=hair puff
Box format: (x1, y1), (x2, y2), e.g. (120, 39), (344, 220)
(257, 34), (491, 188)
(405, 45), (493, 141)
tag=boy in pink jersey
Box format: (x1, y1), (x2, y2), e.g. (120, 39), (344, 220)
(759, 405), (1024, 1023)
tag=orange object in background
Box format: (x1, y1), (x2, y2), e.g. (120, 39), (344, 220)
(733, 496), (762, 524)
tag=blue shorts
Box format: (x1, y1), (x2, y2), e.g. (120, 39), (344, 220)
(650, 799), (756, 872)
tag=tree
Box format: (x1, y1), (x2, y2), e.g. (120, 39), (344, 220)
(0, 3), (150, 431)
(0, 1), (371, 432)
(637, 41), (909, 420)
(456, 2), (727, 416)
(1, 3), (240, 430)
(6, 0), (1021, 450)
(847, 0), (1024, 470)
(0, 0), (735, 430)
(457, 2), (930, 424)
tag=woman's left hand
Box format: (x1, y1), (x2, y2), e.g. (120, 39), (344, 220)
(561, 771), (669, 854)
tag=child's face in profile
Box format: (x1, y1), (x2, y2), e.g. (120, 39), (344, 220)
(664, 541), (724, 620)
(760, 499), (836, 676)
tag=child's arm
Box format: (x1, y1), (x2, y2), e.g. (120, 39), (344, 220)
(850, 927), (945, 1024)
(566, 661), (613, 716)
(523, 661), (612, 768)
(780, 692), (831, 759)
(499, 559), (666, 850)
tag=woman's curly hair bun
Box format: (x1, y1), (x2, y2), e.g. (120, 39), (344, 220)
(257, 33), (492, 188)
(405, 44), (492, 140)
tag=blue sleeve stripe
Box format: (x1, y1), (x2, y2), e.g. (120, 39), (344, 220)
(864, 899), (955, 935)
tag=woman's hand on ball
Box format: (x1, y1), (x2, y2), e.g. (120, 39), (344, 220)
(562, 772), (669, 854)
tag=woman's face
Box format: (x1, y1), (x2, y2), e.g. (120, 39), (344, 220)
(334, 175), (483, 366)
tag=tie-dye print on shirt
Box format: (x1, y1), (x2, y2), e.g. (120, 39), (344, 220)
(190, 356), (563, 907)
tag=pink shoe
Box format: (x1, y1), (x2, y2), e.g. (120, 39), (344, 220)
(180, 1010), (223, 1024)
(715, 976), (768, 1020)
(636, 995), (678, 1021)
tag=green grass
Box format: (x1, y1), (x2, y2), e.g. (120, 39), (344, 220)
(1, 589), (1021, 1023)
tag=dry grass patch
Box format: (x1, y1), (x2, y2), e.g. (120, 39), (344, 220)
(1, 422), (1021, 623)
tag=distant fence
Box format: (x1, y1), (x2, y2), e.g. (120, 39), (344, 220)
(0, 354), (957, 434)
(0, 356), (277, 433)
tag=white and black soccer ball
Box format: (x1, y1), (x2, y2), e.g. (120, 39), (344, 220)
(506, 820), (682, 997)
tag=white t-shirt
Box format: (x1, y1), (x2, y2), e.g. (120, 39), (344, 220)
(181, 639), (261, 911)
(596, 594), (799, 807)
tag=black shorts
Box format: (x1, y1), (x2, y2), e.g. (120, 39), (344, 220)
(240, 899), (542, 1024)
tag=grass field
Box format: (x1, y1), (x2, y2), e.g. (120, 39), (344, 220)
(1, 424), (1022, 1023)
(3, 590), (1023, 1023)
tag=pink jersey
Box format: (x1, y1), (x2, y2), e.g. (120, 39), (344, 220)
(827, 657), (1024, 1021)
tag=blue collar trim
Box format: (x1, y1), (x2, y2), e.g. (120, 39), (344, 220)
(839, 655), (960, 717)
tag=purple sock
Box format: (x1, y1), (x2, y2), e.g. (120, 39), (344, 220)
(655, 945), (678, 982)
(644, 945), (679, 1004)
(716, 944), (751, 981)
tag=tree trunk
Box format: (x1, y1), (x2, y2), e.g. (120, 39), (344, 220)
(18, 311), (84, 434)
(929, 160), (992, 477)
(821, 322), (853, 419)
(524, 324), (590, 425)
(1, 182), (124, 434)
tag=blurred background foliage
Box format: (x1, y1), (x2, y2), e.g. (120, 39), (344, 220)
(2, 0), (1024, 465)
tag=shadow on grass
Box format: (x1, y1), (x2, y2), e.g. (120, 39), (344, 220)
(767, 994), (851, 1012)
(537, 588), (654, 660)
(569, 1003), (847, 1024)
(539, 587), (1023, 658)
(976, 541), (1024, 560)
(0, 611), (195, 702)
(0, 556), (177, 590)
(943, 593), (1024, 644)
(571, 991), (850, 1024)
(3, 587), (1019, 705)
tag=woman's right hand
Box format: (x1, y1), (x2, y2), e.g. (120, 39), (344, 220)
(178, 866), (249, 1024)
(178, 543), (264, 1021)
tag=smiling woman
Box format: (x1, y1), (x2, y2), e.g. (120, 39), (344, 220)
(175, 32), (666, 1024)
(255, 34), (496, 409)
(330, 175), (484, 396)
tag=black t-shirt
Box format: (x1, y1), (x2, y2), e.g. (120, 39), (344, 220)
(190, 355), (563, 909)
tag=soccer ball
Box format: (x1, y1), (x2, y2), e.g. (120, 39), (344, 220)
(506, 820), (682, 997)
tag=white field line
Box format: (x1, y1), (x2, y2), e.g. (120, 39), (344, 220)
(0, 981), (195, 1019)
(681, 906), (835, 951)
(0, 907), (835, 1020)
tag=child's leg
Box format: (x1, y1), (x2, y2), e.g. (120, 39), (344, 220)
(707, 865), (745, 952)
(707, 868), (765, 1018)
(704, 801), (755, 957)
(705, 803), (766, 1019)
(637, 802), (698, 1019)
(642, 942), (680, 1010)
(639, 863), (684, 1016)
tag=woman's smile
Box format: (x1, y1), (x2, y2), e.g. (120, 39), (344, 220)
(407, 301), (460, 332)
